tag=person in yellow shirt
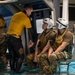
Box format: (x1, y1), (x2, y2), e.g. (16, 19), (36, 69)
(7, 4), (34, 73)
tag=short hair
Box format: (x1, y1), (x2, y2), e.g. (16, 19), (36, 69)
(24, 4), (33, 10)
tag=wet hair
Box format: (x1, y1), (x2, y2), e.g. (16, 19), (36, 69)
(23, 4), (33, 10)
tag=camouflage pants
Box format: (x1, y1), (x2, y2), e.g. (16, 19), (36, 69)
(48, 51), (70, 63)
(0, 41), (8, 65)
(25, 53), (35, 69)
(37, 51), (70, 74)
(0, 29), (8, 65)
(25, 49), (41, 69)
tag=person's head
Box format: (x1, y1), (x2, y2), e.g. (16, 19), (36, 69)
(42, 18), (54, 30)
(56, 18), (68, 29)
(56, 18), (68, 34)
(23, 4), (33, 16)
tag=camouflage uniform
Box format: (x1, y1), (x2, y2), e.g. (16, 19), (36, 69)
(39, 29), (73, 74)
(25, 29), (56, 69)
(0, 16), (8, 65)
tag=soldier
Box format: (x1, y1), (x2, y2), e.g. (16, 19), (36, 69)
(0, 14), (8, 65)
(25, 18), (56, 69)
(39, 18), (73, 74)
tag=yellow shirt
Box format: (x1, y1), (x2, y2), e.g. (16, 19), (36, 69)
(7, 11), (32, 38)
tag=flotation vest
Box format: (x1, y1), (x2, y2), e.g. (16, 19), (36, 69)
(53, 29), (73, 57)
(38, 29), (54, 51)
(53, 29), (68, 49)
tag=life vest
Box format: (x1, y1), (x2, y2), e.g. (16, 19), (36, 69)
(53, 29), (73, 57)
(53, 29), (68, 49)
(38, 29), (54, 51)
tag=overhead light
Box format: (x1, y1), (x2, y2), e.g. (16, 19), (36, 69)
(0, 0), (18, 3)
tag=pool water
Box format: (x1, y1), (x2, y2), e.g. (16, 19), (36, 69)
(59, 60), (75, 73)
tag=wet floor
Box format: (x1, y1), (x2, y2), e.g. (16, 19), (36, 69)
(0, 61), (75, 75)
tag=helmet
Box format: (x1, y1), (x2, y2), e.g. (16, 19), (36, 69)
(43, 18), (54, 29)
(56, 18), (68, 29)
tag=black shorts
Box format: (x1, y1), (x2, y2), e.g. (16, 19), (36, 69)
(7, 36), (23, 54)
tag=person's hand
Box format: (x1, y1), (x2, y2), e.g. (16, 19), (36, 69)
(33, 57), (37, 62)
(28, 40), (34, 48)
(52, 52), (55, 55)
(51, 52), (57, 57)
(48, 52), (57, 63)
(36, 54), (41, 62)
(33, 54), (40, 62)
(37, 53), (41, 58)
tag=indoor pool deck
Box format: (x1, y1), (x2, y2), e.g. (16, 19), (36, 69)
(0, 61), (75, 75)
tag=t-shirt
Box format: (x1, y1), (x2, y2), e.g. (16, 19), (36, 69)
(38, 29), (56, 50)
(53, 30), (73, 50)
(63, 31), (73, 43)
(7, 11), (32, 38)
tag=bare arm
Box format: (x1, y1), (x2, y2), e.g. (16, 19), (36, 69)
(54, 42), (68, 53)
(48, 46), (53, 58)
(33, 39), (40, 62)
(54, 31), (73, 53)
(39, 40), (50, 55)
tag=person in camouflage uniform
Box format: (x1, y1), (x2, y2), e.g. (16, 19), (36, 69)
(0, 14), (8, 65)
(25, 18), (56, 69)
(38, 18), (73, 74)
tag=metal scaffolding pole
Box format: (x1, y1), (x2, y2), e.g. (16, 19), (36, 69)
(53, 0), (60, 20)
(62, 0), (69, 24)
(43, 0), (56, 25)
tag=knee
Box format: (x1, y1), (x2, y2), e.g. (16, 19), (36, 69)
(48, 54), (57, 62)
(18, 48), (24, 59)
(41, 54), (46, 58)
(40, 54), (47, 60)
(25, 54), (33, 62)
(19, 48), (24, 55)
(26, 55), (31, 60)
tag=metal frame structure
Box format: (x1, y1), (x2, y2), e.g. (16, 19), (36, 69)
(0, 0), (18, 4)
